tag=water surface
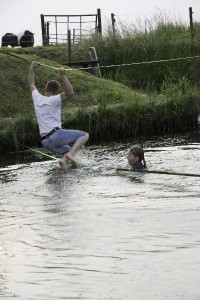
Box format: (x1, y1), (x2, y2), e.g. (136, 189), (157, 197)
(1, 133), (200, 299)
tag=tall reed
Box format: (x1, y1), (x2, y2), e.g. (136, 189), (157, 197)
(69, 14), (200, 91)
(0, 117), (39, 154)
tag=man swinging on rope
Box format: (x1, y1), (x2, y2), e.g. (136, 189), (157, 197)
(28, 61), (89, 170)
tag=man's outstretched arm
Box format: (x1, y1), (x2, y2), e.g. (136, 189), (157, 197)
(59, 67), (74, 102)
(28, 61), (40, 92)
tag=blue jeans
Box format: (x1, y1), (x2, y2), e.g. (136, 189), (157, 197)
(41, 128), (87, 154)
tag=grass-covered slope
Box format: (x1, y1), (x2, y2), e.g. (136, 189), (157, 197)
(0, 48), (148, 153)
(0, 47), (199, 155)
(0, 49), (147, 117)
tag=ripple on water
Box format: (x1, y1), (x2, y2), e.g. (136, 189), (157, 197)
(1, 138), (200, 299)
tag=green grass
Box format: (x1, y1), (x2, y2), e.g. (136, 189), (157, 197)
(66, 17), (200, 91)
(1, 14), (200, 154)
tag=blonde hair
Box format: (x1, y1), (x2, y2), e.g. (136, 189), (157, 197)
(130, 145), (147, 169)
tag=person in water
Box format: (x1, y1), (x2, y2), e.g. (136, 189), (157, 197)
(28, 61), (89, 170)
(127, 145), (147, 170)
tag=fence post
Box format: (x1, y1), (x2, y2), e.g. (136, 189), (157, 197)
(40, 14), (46, 45)
(111, 13), (116, 35)
(97, 8), (102, 34)
(67, 29), (72, 63)
(46, 22), (50, 45)
(73, 29), (76, 43)
(189, 7), (194, 38)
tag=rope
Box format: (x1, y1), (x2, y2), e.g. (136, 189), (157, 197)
(22, 145), (57, 160)
(2, 134), (57, 161)
(0, 49), (31, 62)
(0, 49), (59, 70)
(1, 49), (200, 72)
(58, 54), (200, 71)
(116, 168), (200, 178)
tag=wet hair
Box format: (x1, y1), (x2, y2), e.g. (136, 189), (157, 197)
(45, 80), (60, 94)
(130, 145), (147, 169)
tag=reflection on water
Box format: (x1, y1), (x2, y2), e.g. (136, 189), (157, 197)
(1, 132), (200, 299)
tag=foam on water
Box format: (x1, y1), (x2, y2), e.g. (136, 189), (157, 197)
(1, 134), (200, 299)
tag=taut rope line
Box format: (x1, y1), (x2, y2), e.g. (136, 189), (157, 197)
(22, 144), (57, 160)
(0, 49), (59, 70)
(1, 49), (200, 72)
(3, 135), (57, 160)
(116, 168), (200, 178)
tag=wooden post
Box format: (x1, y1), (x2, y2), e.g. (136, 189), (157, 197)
(67, 29), (72, 63)
(189, 7), (194, 38)
(46, 22), (50, 45)
(73, 28), (76, 43)
(97, 8), (102, 34)
(40, 14), (46, 45)
(111, 13), (116, 35)
(55, 16), (58, 44)
(80, 15), (82, 41)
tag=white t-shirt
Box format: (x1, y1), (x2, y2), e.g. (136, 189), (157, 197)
(32, 89), (62, 134)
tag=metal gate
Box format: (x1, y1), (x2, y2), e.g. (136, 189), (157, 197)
(40, 9), (102, 45)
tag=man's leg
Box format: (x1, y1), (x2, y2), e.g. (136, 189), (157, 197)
(59, 133), (89, 169)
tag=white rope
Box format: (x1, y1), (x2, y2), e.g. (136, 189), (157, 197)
(25, 147), (57, 160)
(1, 49), (200, 72)
(66, 55), (200, 71)
(38, 62), (59, 70)
(20, 143), (57, 160)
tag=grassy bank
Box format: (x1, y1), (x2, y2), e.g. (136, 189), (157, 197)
(1, 16), (200, 155)
(68, 17), (200, 91)
(9, 20), (200, 92)
(0, 51), (148, 153)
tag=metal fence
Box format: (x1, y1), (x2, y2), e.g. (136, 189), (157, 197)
(40, 9), (102, 45)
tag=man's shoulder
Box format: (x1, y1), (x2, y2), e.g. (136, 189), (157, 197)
(32, 88), (40, 95)
(32, 89), (44, 105)
(33, 93), (61, 107)
(49, 94), (62, 105)
(32, 89), (42, 99)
